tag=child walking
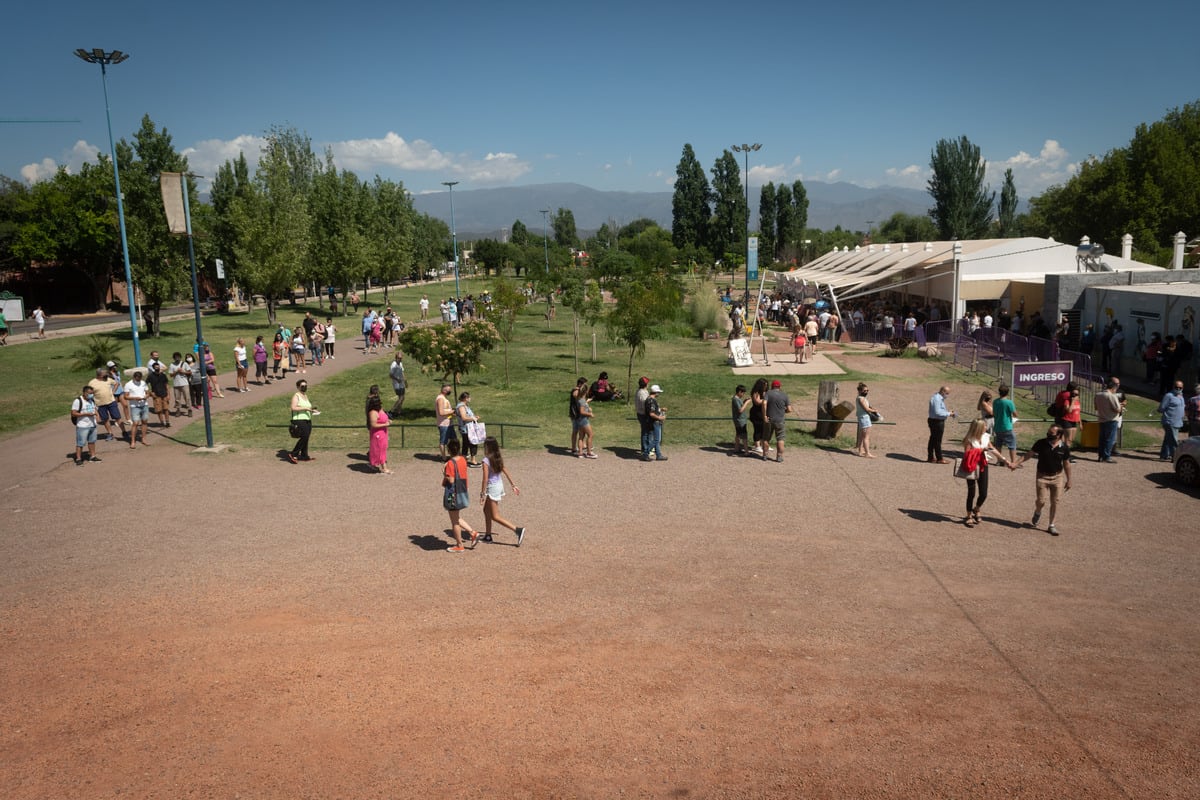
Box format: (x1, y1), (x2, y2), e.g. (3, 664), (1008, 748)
(479, 437), (526, 546)
(442, 439), (479, 552)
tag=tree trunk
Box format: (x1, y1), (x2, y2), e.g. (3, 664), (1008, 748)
(266, 295), (277, 324)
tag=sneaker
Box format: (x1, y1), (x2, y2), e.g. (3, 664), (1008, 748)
(469, 531), (480, 547)
(447, 545), (466, 553)
(776, 455), (784, 463)
(1031, 511), (1041, 527)
(516, 527), (526, 547)
(89, 457), (102, 463)
(1048, 524), (1059, 536)
(74, 459), (83, 466)
(584, 452), (598, 459)
(286, 453), (298, 464)
(301, 456), (316, 462)
(106, 433), (114, 441)
(639, 455), (652, 461)
(481, 533), (494, 543)
(657, 455), (668, 461)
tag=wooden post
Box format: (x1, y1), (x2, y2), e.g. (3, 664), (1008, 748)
(814, 380), (845, 439)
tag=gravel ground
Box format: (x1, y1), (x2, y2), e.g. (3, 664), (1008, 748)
(2, 346), (1198, 799)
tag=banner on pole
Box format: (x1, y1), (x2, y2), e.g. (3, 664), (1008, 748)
(747, 236), (759, 281)
(215, 259), (225, 280)
(159, 172), (187, 234)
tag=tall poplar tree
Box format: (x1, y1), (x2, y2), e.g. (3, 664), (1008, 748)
(709, 150), (746, 265)
(927, 135), (995, 239)
(757, 182), (776, 266)
(997, 168), (1018, 237)
(774, 183), (794, 262)
(671, 143), (711, 255)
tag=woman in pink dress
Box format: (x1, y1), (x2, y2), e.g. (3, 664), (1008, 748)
(366, 394), (391, 473)
(369, 317), (383, 354)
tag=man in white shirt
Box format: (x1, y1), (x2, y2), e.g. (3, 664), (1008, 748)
(419, 295), (429, 320)
(168, 353), (191, 415)
(71, 385), (100, 464)
(983, 311), (994, 328)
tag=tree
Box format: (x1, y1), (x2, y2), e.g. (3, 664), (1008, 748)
(412, 213), (451, 278)
(510, 219), (529, 246)
(229, 129), (312, 322)
(757, 182), (776, 266)
(877, 212), (938, 243)
(709, 150), (746, 267)
(210, 153), (251, 290)
(606, 271), (683, 402)
(397, 319), (498, 393)
(773, 183), (794, 263)
(310, 151), (371, 307)
(472, 238), (509, 277)
(789, 180), (809, 249)
(552, 208), (578, 248)
(485, 275), (527, 385)
(997, 168), (1018, 238)
(559, 267), (604, 374)
(671, 143), (710, 255)
(366, 176), (415, 303)
(927, 135), (995, 240)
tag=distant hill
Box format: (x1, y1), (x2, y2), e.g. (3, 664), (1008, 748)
(410, 181), (932, 238)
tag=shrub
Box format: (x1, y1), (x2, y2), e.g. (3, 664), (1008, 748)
(70, 335), (122, 372)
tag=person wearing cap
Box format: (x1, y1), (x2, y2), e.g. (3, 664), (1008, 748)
(641, 385), (667, 461)
(87, 366), (121, 442)
(764, 379), (794, 462)
(634, 376), (651, 458)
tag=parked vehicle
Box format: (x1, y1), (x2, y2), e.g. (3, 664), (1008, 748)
(1175, 437), (1200, 487)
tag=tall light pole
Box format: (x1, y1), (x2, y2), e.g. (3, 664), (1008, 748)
(75, 48), (140, 366)
(539, 208), (550, 273)
(731, 143), (761, 302)
(442, 181), (460, 298)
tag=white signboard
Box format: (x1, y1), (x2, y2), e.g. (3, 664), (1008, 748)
(215, 259), (225, 280)
(729, 338), (753, 367)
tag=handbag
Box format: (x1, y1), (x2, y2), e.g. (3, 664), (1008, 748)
(953, 457), (979, 480)
(442, 459), (470, 510)
(868, 410), (881, 423)
(466, 420), (487, 445)
(289, 421), (302, 438)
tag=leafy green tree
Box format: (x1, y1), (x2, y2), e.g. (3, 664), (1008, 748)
(485, 275), (527, 385)
(471, 238), (508, 277)
(877, 212), (939, 243)
(927, 135), (995, 239)
(606, 271), (683, 402)
(412, 213), (451, 277)
(210, 152), (251, 290)
(510, 219), (529, 246)
(757, 182), (776, 266)
(311, 152), (370, 308)
(997, 168), (1018, 238)
(552, 208), (578, 248)
(709, 150), (746, 270)
(397, 319), (498, 393)
(773, 183), (794, 263)
(789, 180), (809, 249)
(229, 130), (312, 322)
(671, 143), (710, 254)
(366, 176), (415, 303)
(559, 267), (604, 374)
(621, 223), (677, 273)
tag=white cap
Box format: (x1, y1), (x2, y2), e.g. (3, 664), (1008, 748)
(649, 385), (663, 394)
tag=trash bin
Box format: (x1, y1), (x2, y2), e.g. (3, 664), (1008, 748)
(1079, 420), (1099, 449)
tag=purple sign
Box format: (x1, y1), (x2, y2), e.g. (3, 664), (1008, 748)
(1011, 360), (1073, 388)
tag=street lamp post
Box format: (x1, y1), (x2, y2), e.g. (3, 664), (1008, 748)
(730, 143), (761, 303)
(539, 208), (550, 274)
(442, 181), (460, 299)
(75, 48), (140, 367)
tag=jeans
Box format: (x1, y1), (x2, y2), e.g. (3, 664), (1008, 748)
(639, 416), (652, 457)
(1099, 420), (1118, 460)
(651, 421), (664, 458)
(1160, 423), (1179, 460)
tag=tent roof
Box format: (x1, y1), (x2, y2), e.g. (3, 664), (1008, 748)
(775, 237), (1162, 296)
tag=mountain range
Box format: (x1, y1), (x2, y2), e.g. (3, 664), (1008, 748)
(411, 182), (932, 239)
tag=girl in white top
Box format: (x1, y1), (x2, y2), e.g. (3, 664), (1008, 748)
(233, 338), (249, 392)
(479, 436), (525, 546)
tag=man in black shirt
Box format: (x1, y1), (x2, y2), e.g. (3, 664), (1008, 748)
(1015, 424), (1072, 536)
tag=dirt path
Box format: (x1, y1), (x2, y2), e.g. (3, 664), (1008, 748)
(2, 346), (1197, 798)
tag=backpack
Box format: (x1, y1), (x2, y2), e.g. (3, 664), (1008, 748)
(69, 396), (85, 425)
(568, 390), (580, 419)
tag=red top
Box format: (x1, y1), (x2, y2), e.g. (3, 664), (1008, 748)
(443, 456), (468, 486)
(1055, 390), (1081, 423)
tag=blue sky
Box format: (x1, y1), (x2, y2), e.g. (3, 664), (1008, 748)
(3, 0), (1196, 203)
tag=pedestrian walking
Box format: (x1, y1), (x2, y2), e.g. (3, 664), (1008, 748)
(1014, 424), (1072, 536)
(442, 439), (479, 552)
(388, 351), (407, 416)
(286, 379), (317, 464)
(1158, 380), (1185, 461)
(959, 419), (1015, 527)
(479, 437), (526, 546)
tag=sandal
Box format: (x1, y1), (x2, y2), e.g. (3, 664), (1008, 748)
(963, 516), (976, 528)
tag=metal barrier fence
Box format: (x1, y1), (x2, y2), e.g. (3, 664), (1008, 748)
(947, 333), (1099, 412)
(268, 421), (539, 448)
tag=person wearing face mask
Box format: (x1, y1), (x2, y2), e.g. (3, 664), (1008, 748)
(1014, 424), (1072, 536)
(287, 379), (318, 464)
(70, 384), (100, 465)
(1157, 380), (1186, 461)
(435, 383), (455, 459)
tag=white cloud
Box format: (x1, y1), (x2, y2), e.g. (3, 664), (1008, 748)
(19, 140), (102, 184)
(749, 163), (787, 185)
(603, 163), (613, 172)
(181, 135), (267, 188)
(989, 139), (1077, 195)
(328, 132), (530, 185)
(883, 164), (925, 189)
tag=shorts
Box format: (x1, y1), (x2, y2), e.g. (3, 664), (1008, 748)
(152, 395), (170, 413)
(485, 481), (505, 502)
(129, 403), (149, 423)
(438, 424), (455, 446)
(572, 416), (585, 432)
(1059, 419), (1077, 430)
(994, 429), (1017, 450)
(237, 359), (248, 370)
(75, 425), (98, 447)
(770, 420), (786, 441)
(857, 415), (871, 430)
(98, 401), (121, 423)
(734, 422), (747, 439)
(206, 367), (217, 376)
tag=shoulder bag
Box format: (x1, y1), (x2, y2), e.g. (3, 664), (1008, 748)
(443, 459), (470, 510)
